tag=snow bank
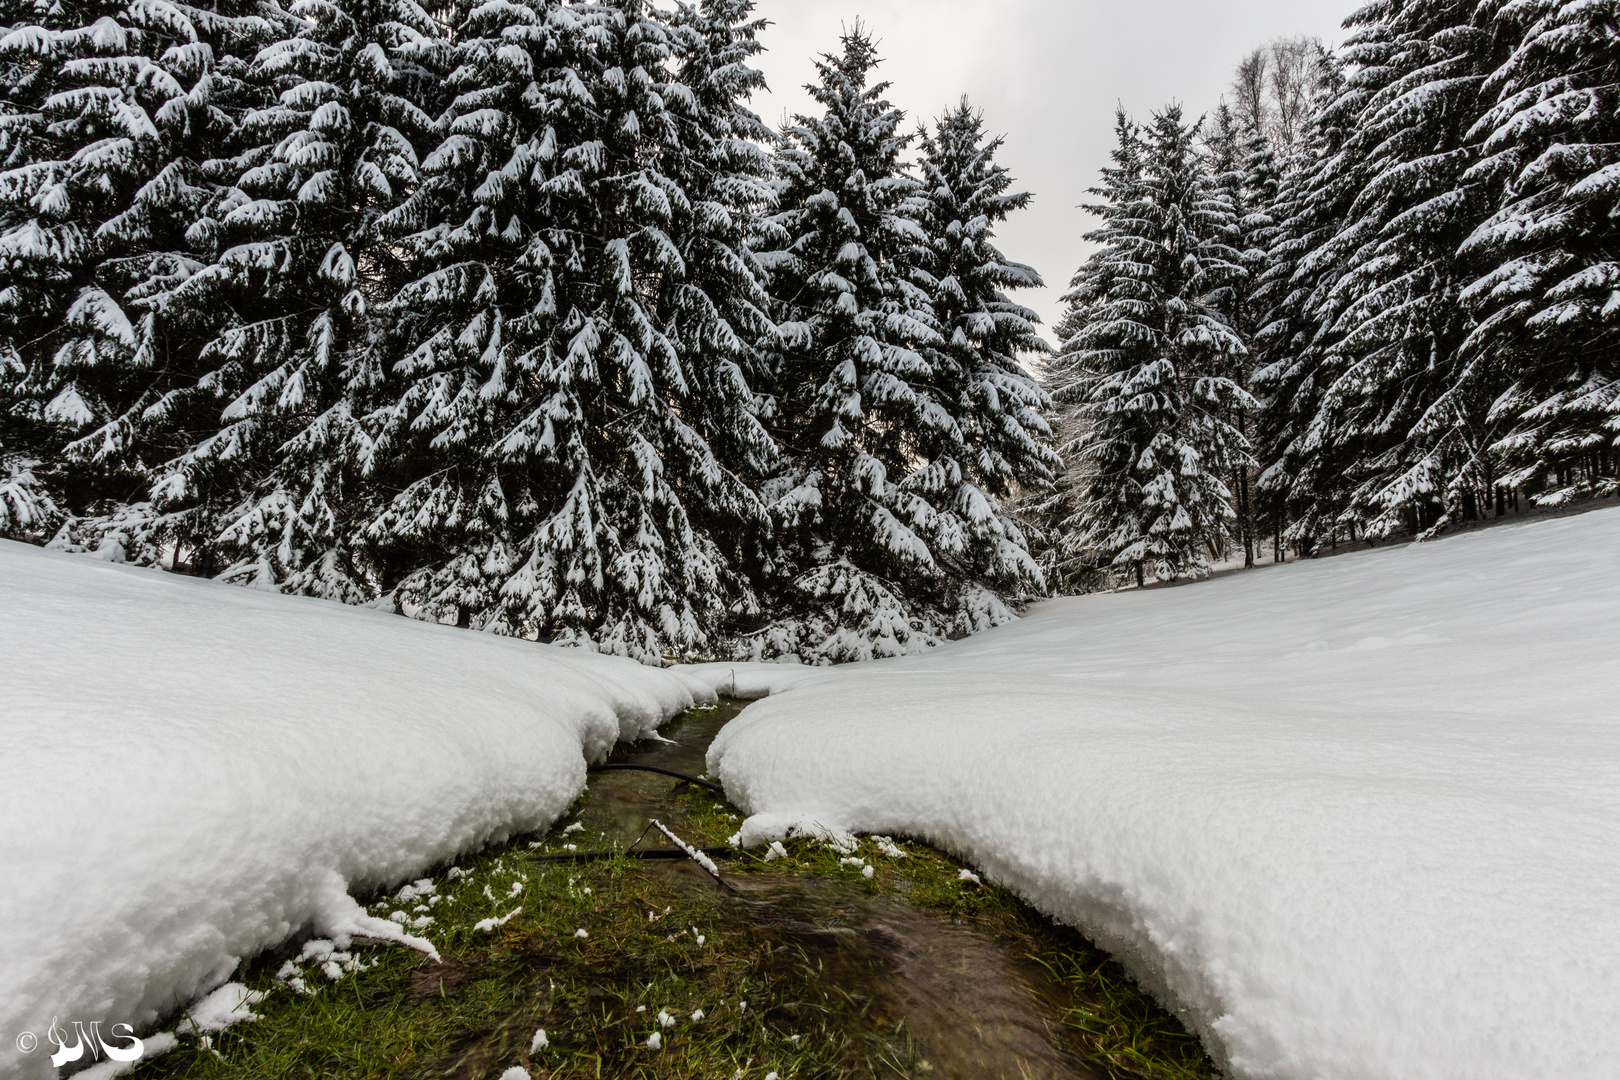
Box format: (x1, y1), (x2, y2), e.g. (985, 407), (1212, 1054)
(0, 542), (714, 1079)
(702, 509), (1620, 1080)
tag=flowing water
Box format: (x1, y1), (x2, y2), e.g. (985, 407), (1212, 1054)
(567, 699), (1107, 1080)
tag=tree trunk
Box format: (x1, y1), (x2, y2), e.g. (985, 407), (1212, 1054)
(1238, 414), (1255, 569)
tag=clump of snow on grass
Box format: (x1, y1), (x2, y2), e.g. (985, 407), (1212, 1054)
(175, 983), (264, 1035)
(652, 819), (722, 879)
(871, 836), (907, 859)
(574, 928), (589, 939)
(0, 542), (716, 1080)
(957, 869), (981, 886)
(529, 1028), (548, 1052)
(646, 1031), (662, 1051)
(497, 1068), (529, 1080)
(474, 908), (522, 933)
(395, 879), (436, 902)
(701, 510), (1620, 1080)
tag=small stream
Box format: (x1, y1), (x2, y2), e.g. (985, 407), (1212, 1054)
(574, 700), (1106, 1080)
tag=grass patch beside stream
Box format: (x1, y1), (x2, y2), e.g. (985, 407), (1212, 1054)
(134, 714), (1217, 1080)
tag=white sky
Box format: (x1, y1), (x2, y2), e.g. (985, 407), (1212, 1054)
(747, 0), (1352, 338)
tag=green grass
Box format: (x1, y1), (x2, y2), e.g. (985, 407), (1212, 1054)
(135, 715), (1218, 1080)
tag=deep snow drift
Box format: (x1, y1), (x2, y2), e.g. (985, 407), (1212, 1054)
(0, 542), (714, 1080)
(707, 509), (1620, 1080)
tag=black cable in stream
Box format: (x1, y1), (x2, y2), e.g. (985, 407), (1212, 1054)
(527, 847), (736, 865)
(586, 763), (725, 795)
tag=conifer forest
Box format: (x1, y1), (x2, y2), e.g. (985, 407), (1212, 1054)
(3, 0), (1617, 662)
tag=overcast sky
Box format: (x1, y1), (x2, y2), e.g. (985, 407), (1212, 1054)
(747, 0), (1353, 338)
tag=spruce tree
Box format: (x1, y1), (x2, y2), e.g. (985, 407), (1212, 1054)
(1317, 0), (1503, 538)
(1036, 109), (1143, 592)
(1204, 102), (1276, 565)
(372, 0), (776, 662)
(1250, 6), (1504, 550)
(1249, 51), (1362, 555)
(747, 28), (960, 662)
(0, 0), (279, 552)
(1461, 0), (1620, 504)
(1051, 106), (1252, 586)
(658, 0), (782, 637)
(146, 0), (446, 597)
(910, 100), (1056, 633)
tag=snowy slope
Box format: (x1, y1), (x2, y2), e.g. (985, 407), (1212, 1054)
(704, 509), (1620, 1080)
(0, 542), (713, 1080)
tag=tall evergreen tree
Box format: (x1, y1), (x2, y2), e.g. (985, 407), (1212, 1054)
(1249, 50), (1363, 554)
(1462, 0), (1620, 504)
(148, 0), (447, 597)
(1204, 101), (1277, 565)
(909, 99), (1055, 633)
(746, 29), (960, 662)
(1035, 109), (1143, 592)
(1316, 0), (1503, 539)
(370, 0), (776, 662)
(1051, 106), (1253, 586)
(0, 0), (279, 551)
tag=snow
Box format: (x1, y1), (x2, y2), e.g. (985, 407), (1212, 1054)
(652, 819), (722, 880)
(700, 509), (1620, 1080)
(73, 1032), (178, 1080)
(173, 983), (264, 1036)
(473, 909), (522, 933)
(0, 541), (715, 1080)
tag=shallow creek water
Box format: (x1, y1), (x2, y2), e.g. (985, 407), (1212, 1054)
(571, 699), (1106, 1080)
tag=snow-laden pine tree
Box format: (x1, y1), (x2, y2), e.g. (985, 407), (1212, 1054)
(0, 0), (278, 552)
(657, 0), (782, 636)
(1310, 0), (1503, 539)
(1050, 106), (1253, 586)
(908, 100), (1055, 633)
(1249, 50), (1365, 554)
(1034, 110), (1142, 592)
(152, 0), (446, 596)
(746, 29), (965, 662)
(1460, 0), (1620, 505)
(371, 0), (776, 661)
(1204, 102), (1278, 565)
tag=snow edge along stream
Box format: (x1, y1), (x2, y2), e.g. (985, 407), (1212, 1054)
(0, 541), (720, 1080)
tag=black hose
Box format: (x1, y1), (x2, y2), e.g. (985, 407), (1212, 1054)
(587, 763), (725, 795)
(527, 847), (736, 865)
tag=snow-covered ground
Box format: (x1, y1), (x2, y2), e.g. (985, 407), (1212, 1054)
(706, 508), (1620, 1080)
(0, 542), (715, 1080)
(6, 510), (1617, 1080)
